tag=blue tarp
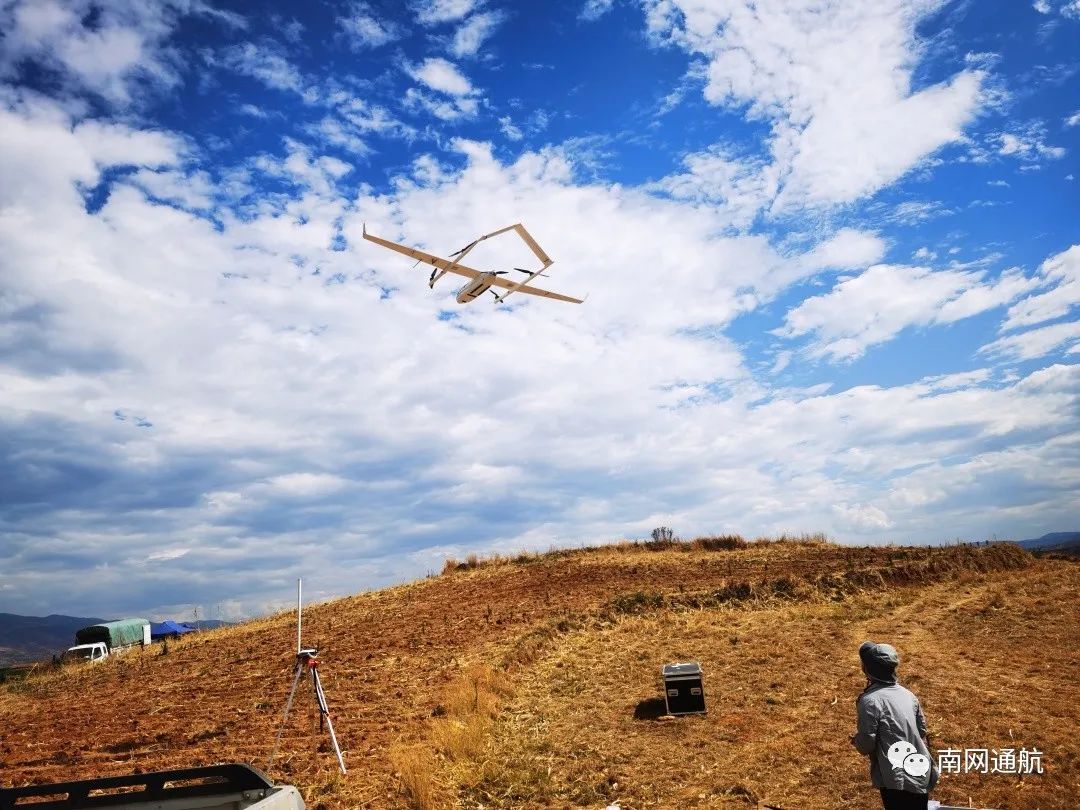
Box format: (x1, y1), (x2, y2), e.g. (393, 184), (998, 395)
(150, 620), (195, 640)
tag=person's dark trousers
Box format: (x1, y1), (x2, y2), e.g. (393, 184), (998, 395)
(879, 788), (929, 810)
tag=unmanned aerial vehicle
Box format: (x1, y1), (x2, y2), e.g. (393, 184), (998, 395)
(363, 223), (584, 305)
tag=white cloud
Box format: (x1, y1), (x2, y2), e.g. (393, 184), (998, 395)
(1033, 0), (1051, 11)
(832, 502), (892, 531)
(2, 94), (1078, 618)
(498, 116), (523, 141)
(0, 0), (210, 103)
(127, 167), (217, 211)
(643, 0), (987, 211)
(147, 547), (190, 562)
(404, 58), (481, 120)
(0, 98), (182, 209)
(408, 57), (474, 96)
(803, 228), (887, 270)
(980, 320), (1080, 361)
(1066, 111), (1080, 127)
(215, 42), (307, 97)
(239, 103), (269, 118)
(581, 0), (616, 20)
(310, 97), (418, 152)
(267, 472), (350, 498)
(779, 264), (1033, 360)
(649, 146), (775, 229)
(1001, 245), (1080, 331)
(451, 10), (507, 57)
(404, 87), (479, 120)
(339, 3), (404, 49)
(888, 200), (955, 225)
(998, 131), (1065, 161)
(413, 0), (479, 25)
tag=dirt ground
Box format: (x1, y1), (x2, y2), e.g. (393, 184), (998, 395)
(474, 562), (1078, 809)
(0, 540), (1074, 809)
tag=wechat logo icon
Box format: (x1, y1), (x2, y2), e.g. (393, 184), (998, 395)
(887, 742), (931, 777)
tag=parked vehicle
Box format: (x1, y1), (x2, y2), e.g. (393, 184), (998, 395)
(0, 763), (303, 810)
(62, 643), (108, 663)
(74, 618), (150, 652)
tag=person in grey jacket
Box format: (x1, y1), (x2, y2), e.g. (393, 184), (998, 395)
(851, 641), (938, 810)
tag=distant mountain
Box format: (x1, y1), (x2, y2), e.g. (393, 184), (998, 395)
(0, 613), (106, 666)
(1016, 532), (1080, 554)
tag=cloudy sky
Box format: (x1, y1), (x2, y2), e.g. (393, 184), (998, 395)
(1, 0), (1077, 621)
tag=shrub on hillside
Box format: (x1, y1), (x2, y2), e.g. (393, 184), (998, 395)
(692, 534), (748, 551)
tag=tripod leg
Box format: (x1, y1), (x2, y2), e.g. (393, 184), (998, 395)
(266, 660), (305, 774)
(311, 668), (347, 775)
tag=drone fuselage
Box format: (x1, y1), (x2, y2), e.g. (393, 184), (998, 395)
(455, 272), (499, 303)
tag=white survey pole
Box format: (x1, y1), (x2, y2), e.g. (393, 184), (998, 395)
(296, 578), (302, 654)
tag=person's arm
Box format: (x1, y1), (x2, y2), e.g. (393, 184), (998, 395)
(915, 696), (930, 748)
(851, 696), (879, 755)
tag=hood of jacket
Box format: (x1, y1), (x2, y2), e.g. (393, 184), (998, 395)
(860, 641), (899, 684)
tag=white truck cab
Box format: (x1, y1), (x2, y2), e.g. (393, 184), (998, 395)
(63, 642), (108, 663)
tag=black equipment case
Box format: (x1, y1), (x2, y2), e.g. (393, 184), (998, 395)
(662, 661), (706, 715)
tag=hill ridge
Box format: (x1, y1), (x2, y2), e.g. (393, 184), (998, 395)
(2, 539), (1074, 810)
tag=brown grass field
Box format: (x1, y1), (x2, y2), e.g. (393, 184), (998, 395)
(1, 538), (1077, 809)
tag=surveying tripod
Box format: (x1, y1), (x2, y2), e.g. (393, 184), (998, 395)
(267, 648), (347, 775)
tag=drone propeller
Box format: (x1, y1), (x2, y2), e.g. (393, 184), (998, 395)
(450, 240), (478, 257)
(513, 267), (547, 277)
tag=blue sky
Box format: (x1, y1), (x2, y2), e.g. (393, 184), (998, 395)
(0, 0), (1077, 621)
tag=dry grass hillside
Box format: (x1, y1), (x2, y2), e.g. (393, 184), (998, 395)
(1, 538), (1077, 809)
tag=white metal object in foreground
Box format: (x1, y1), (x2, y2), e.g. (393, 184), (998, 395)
(362, 223), (584, 305)
(266, 580), (347, 776)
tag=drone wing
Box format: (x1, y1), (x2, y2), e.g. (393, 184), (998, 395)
(362, 227), (482, 279)
(486, 275), (584, 304)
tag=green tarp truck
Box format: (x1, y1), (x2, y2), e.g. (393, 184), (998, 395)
(74, 618), (150, 650)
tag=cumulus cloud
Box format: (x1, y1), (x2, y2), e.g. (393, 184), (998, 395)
(0, 0), (230, 103)
(404, 57), (481, 119)
(266, 472), (350, 498)
(1001, 245), (1080, 331)
(407, 56), (473, 96)
(451, 10), (507, 57)
(649, 145), (776, 229)
(498, 115), (523, 141)
(581, 0), (616, 20)
(413, 0), (479, 25)
(212, 41), (314, 99)
(980, 321), (1080, 360)
(642, 0), (986, 211)
(778, 263), (1034, 360)
(998, 128), (1066, 161)
(338, 2), (404, 49)
(832, 502), (893, 531)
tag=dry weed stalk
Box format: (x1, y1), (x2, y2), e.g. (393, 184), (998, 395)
(390, 745), (437, 810)
(430, 662), (513, 763)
